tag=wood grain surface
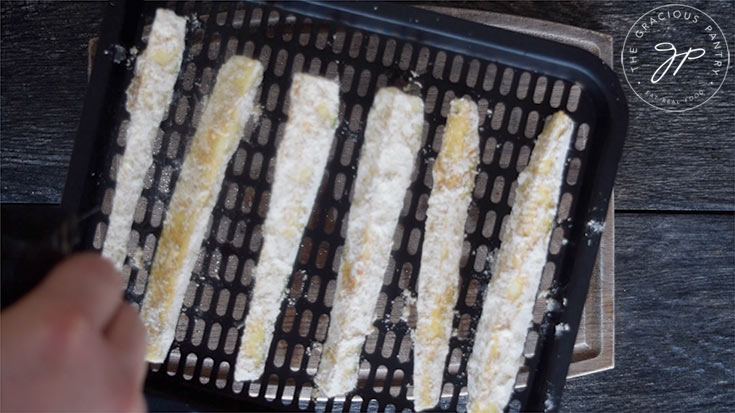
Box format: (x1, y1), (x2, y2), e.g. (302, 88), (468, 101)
(564, 213), (734, 412)
(1, 1), (105, 204)
(1, 1), (733, 412)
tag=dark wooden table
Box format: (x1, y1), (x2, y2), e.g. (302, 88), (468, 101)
(2, 1), (733, 412)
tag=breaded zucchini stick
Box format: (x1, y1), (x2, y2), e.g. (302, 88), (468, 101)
(414, 98), (480, 411)
(467, 111), (574, 413)
(141, 56), (264, 362)
(234, 73), (340, 381)
(102, 9), (186, 269)
(315, 88), (424, 397)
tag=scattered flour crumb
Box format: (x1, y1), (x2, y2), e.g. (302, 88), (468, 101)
(131, 247), (145, 269)
(546, 297), (562, 313)
(587, 219), (605, 233)
(402, 289), (416, 306)
(554, 322), (570, 338)
(400, 289), (416, 323)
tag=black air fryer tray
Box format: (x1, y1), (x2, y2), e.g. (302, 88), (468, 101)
(63, 1), (628, 411)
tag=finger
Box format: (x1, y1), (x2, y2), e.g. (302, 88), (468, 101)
(105, 302), (147, 383)
(31, 252), (124, 330)
(121, 393), (147, 413)
(129, 394), (147, 413)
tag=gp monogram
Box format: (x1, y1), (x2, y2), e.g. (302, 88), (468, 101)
(621, 4), (729, 112)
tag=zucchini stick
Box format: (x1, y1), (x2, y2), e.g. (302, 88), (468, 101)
(141, 56), (264, 363)
(234, 73), (340, 381)
(315, 88), (424, 397)
(102, 9), (186, 269)
(467, 111), (574, 413)
(414, 98), (480, 411)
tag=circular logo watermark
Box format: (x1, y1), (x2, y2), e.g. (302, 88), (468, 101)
(621, 4), (729, 112)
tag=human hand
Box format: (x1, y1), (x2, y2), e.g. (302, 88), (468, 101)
(1, 253), (147, 412)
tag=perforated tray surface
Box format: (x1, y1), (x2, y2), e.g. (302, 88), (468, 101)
(64, 1), (627, 411)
